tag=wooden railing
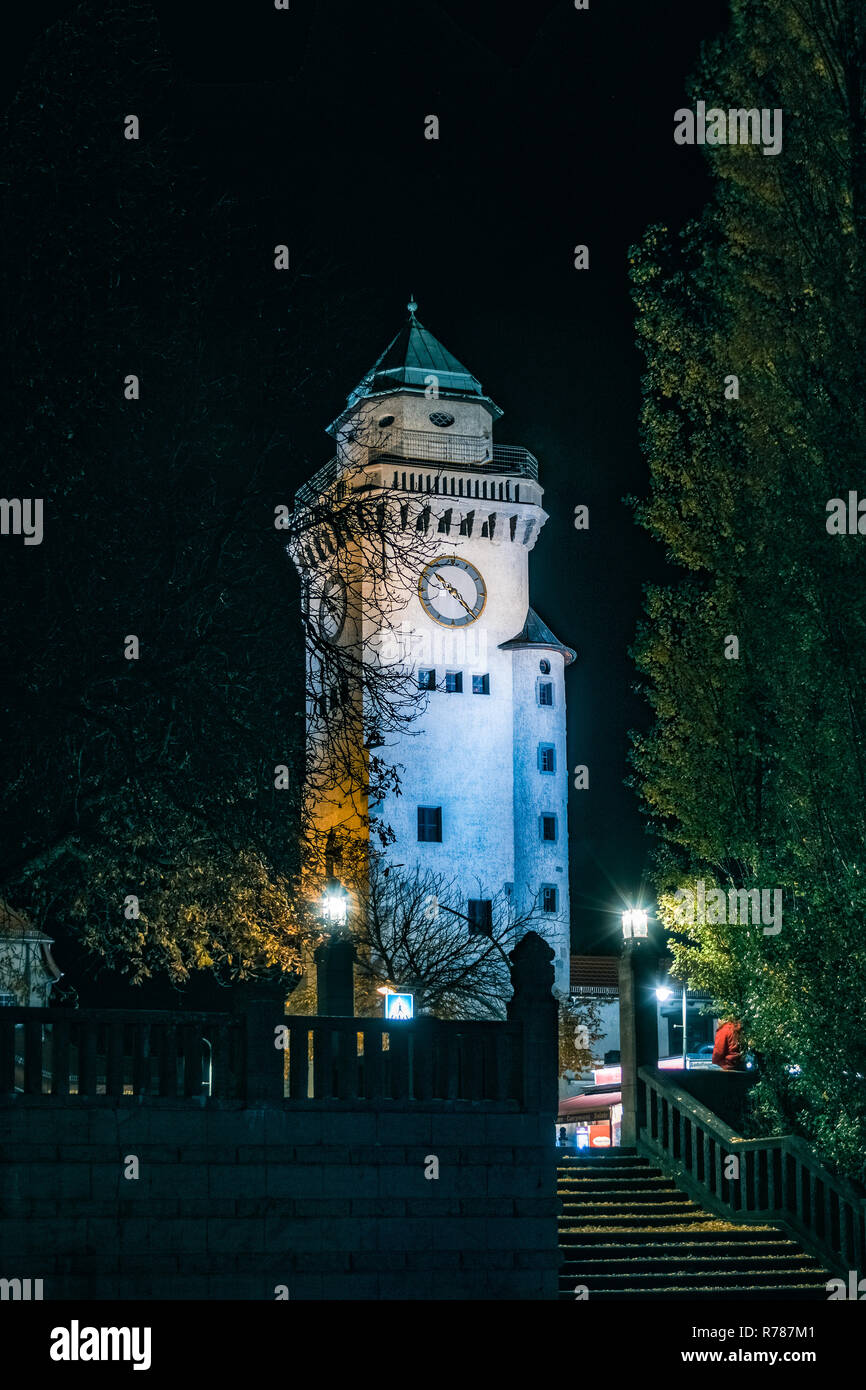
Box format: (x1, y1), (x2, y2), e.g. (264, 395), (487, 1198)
(0, 1009), (242, 1099)
(638, 1066), (866, 1279)
(279, 1016), (523, 1103)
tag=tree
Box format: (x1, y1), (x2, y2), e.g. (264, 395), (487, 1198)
(0, 2), (359, 986)
(557, 993), (602, 1080)
(629, 0), (866, 1178)
(316, 862), (558, 1020)
(0, 3), (463, 992)
(286, 400), (448, 875)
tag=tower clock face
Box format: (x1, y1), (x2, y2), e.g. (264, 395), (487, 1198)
(418, 556), (487, 627)
(318, 574), (347, 641)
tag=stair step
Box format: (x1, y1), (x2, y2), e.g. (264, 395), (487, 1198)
(561, 1245), (806, 1267)
(559, 1267), (826, 1290)
(563, 1254), (824, 1271)
(558, 1156), (653, 1167)
(556, 1145), (829, 1297)
(559, 1284), (829, 1301)
(560, 1146), (639, 1156)
(559, 1160), (655, 1167)
(560, 1228), (793, 1244)
(567, 1200), (708, 1212)
(558, 1180), (679, 1192)
(559, 1190), (686, 1202)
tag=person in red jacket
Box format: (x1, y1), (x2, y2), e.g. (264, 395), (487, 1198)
(712, 1019), (746, 1071)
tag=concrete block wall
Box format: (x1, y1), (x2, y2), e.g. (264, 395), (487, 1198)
(0, 1099), (560, 1300)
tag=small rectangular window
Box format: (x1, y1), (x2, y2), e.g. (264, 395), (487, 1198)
(467, 899), (493, 936)
(542, 885), (558, 913)
(540, 814), (557, 842)
(472, 673), (490, 695)
(418, 806), (442, 842)
(538, 681), (554, 707)
(418, 668), (436, 691)
(538, 744), (556, 773)
(445, 671), (463, 693)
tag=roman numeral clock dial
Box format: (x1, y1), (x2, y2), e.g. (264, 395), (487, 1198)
(418, 556), (487, 627)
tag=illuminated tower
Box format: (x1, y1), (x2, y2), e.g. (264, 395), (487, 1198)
(293, 303), (574, 994)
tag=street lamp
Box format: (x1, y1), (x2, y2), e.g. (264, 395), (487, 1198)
(320, 875), (349, 928)
(315, 875), (353, 1015)
(621, 907), (648, 940)
(619, 905), (655, 1148)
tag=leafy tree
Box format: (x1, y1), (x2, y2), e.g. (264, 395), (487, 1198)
(629, 0), (866, 1178)
(0, 2), (463, 994)
(0, 2), (362, 986)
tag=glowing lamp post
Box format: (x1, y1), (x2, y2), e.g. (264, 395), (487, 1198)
(621, 907), (648, 940)
(619, 905), (656, 1148)
(315, 875), (354, 1016)
(320, 876), (349, 928)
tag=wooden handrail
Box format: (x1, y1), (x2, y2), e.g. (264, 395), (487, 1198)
(637, 1065), (866, 1279)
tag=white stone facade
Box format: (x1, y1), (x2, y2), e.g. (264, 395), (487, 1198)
(295, 310), (575, 996)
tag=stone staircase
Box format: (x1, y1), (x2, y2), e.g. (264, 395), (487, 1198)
(558, 1149), (831, 1300)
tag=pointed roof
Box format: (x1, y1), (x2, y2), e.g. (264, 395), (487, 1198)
(330, 299), (503, 432)
(499, 607), (576, 665)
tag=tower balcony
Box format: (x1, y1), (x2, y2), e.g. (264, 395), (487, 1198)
(295, 432), (539, 510)
(369, 428), (538, 479)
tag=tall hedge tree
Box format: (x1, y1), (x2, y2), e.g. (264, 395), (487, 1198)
(630, 0), (866, 1179)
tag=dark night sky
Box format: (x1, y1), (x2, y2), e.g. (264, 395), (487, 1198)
(5, 0), (730, 970)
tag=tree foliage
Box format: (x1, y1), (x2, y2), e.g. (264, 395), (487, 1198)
(0, 2), (348, 985)
(629, 0), (866, 1178)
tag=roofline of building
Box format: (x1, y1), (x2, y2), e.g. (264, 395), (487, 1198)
(498, 636), (577, 666)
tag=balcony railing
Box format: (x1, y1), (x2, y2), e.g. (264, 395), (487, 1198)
(294, 432), (539, 508)
(371, 429), (538, 478)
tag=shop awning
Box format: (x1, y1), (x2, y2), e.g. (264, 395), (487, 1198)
(559, 1090), (621, 1118)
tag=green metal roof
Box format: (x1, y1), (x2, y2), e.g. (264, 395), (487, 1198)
(334, 301), (503, 425)
(499, 608), (576, 665)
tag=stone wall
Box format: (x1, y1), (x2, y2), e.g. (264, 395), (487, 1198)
(0, 1098), (560, 1300)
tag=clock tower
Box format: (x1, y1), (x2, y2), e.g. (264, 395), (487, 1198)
(293, 303), (574, 996)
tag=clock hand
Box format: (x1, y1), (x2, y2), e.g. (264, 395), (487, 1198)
(431, 572), (475, 617)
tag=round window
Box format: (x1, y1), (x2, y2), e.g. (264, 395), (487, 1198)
(429, 411), (455, 428)
(378, 415), (394, 428)
(539, 659), (551, 674)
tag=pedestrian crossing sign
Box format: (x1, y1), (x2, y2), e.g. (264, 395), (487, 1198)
(384, 992), (414, 1020)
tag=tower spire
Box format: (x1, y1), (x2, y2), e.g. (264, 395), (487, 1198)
(407, 294), (418, 318)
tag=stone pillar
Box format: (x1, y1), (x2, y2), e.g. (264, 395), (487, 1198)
(234, 973), (287, 1104)
(507, 931), (559, 1117)
(619, 945), (638, 1149)
(619, 943), (659, 1147)
(315, 934), (355, 1016)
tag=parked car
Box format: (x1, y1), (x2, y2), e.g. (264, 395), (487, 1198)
(688, 1042), (756, 1070)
